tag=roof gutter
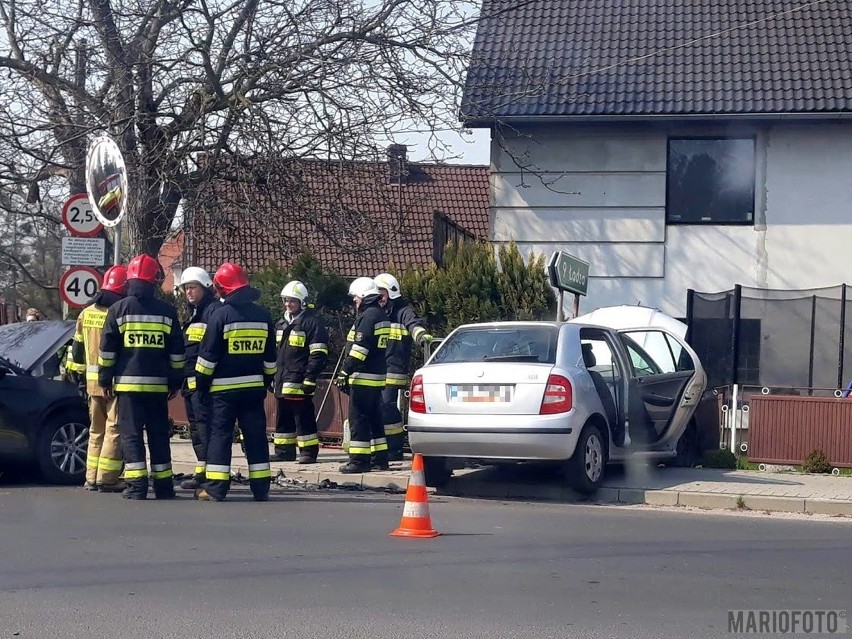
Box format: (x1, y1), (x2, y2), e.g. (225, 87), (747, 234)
(462, 111), (852, 128)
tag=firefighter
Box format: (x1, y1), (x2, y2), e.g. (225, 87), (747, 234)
(69, 265), (128, 492)
(194, 263), (277, 502)
(98, 254), (186, 500)
(177, 267), (218, 490)
(271, 281), (329, 464)
(334, 277), (390, 473)
(373, 273), (433, 461)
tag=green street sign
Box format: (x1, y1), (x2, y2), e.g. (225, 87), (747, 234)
(548, 251), (590, 296)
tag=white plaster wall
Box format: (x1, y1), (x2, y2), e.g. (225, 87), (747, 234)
(491, 122), (852, 317)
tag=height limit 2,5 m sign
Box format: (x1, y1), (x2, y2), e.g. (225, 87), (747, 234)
(548, 251), (590, 319)
(62, 194), (103, 237)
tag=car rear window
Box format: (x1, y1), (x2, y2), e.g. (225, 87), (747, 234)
(432, 326), (558, 364)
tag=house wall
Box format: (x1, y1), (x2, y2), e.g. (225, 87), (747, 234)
(491, 121), (852, 317)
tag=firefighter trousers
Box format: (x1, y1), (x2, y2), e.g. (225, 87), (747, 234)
(117, 393), (174, 499)
(206, 389), (271, 501)
(184, 390), (211, 482)
(347, 385), (387, 466)
(274, 397), (319, 459)
(86, 395), (122, 486)
(381, 385), (406, 456)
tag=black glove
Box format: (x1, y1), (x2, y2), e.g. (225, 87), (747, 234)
(302, 380), (317, 396)
(334, 371), (350, 394)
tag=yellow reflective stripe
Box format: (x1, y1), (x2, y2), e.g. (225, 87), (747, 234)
(384, 424), (405, 436)
(87, 455), (100, 469)
(207, 471), (230, 480)
(210, 381), (265, 392)
(223, 328), (268, 339)
(309, 343), (328, 354)
(349, 378), (385, 387)
(264, 365), (277, 376)
(171, 360), (184, 369)
(187, 377), (197, 390)
(371, 442), (389, 453)
(349, 442), (371, 454)
(248, 464), (271, 480)
(195, 358), (215, 375)
(273, 435), (297, 445)
(125, 468), (148, 479)
(119, 322), (171, 333)
(298, 437), (319, 448)
(114, 383), (169, 392)
(151, 468), (173, 479)
(97, 458), (123, 471)
(194, 464), (207, 475)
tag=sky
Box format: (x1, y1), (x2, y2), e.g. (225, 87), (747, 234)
(393, 127), (491, 166)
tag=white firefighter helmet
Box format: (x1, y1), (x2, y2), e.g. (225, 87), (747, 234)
(280, 280), (308, 303)
(348, 276), (380, 298)
(179, 266), (213, 289)
(374, 273), (401, 299)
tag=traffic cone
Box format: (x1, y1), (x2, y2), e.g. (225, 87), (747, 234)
(390, 453), (440, 538)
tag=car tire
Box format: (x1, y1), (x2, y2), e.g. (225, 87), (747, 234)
(36, 409), (89, 485)
(566, 423), (607, 494)
(422, 456), (452, 488)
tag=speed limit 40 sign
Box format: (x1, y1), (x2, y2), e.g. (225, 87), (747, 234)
(60, 266), (102, 308)
(62, 193), (104, 237)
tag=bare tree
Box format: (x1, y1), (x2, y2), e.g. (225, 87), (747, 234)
(0, 0), (479, 259)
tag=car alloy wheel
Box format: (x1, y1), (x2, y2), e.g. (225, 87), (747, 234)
(50, 421), (89, 477)
(584, 432), (604, 483)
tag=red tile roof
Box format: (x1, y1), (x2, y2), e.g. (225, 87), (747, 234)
(183, 158), (490, 278)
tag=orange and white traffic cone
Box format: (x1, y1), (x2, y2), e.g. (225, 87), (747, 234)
(390, 453), (440, 538)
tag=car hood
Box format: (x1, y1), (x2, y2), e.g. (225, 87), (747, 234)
(570, 305), (687, 338)
(0, 320), (76, 373)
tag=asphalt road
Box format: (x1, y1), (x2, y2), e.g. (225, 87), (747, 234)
(1, 483), (850, 639)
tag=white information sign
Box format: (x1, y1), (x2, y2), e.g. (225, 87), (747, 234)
(61, 237), (106, 266)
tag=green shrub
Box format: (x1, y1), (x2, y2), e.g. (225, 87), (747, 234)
(702, 449), (737, 469)
(802, 449), (832, 474)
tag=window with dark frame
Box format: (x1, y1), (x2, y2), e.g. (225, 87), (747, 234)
(666, 137), (756, 225)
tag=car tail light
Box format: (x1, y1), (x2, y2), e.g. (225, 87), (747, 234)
(539, 374), (573, 414)
(409, 374), (426, 413)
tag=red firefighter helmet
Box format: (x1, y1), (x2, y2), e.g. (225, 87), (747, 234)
(127, 254), (161, 284)
(101, 265), (128, 294)
(213, 262), (249, 296)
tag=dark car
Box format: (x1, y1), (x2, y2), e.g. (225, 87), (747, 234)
(0, 321), (89, 484)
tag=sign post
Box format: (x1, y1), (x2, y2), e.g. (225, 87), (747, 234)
(547, 251), (590, 320)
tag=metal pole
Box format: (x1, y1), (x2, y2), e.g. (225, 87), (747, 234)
(808, 295), (817, 394)
(731, 285), (743, 386)
(730, 382), (739, 454)
(572, 293), (580, 319)
(685, 288), (695, 343)
(556, 290), (563, 321)
(839, 284), (847, 390)
(113, 222), (121, 265)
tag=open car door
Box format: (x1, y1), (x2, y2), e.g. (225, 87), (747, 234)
(617, 329), (706, 448)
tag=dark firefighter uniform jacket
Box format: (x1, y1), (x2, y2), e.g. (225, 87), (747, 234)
(341, 295), (390, 388)
(182, 292), (218, 394)
(273, 309), (329, 398)
(383, 296), (428, 387)
(194, 286), (277, 394)
(69, 290), (124, 396)
(98, 281), (186, 394)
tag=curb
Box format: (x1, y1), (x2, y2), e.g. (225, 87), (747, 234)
(172, 460), (852, 516)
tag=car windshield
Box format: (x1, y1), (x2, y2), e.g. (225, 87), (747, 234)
(432, 325), (558, 364)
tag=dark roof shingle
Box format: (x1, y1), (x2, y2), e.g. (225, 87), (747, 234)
(462, 0), (852, 121)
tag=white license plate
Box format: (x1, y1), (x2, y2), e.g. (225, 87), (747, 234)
(447, 384), (513, 403)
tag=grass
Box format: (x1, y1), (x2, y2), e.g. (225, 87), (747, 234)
(735, 495), (747, 510)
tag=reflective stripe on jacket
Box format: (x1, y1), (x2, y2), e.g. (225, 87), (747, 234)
(194, 286), (277, 394)
(273, 309), (329, 397)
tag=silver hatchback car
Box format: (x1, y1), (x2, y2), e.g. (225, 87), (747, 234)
(407, 313), (706, 492)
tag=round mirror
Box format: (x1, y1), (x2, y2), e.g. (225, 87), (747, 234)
(85, 135), (128, 228)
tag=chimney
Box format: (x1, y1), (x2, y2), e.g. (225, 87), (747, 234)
(386, 144), (408, 185)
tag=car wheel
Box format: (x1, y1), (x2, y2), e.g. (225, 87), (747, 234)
(422, 456), (452, 488)
(37, 409), (89, 485)
(566, 424), (607, 494)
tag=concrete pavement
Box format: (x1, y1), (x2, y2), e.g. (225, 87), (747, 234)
(169, 439), (852, 516)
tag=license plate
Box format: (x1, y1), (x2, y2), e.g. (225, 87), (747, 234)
(447, 384), (513, 403)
